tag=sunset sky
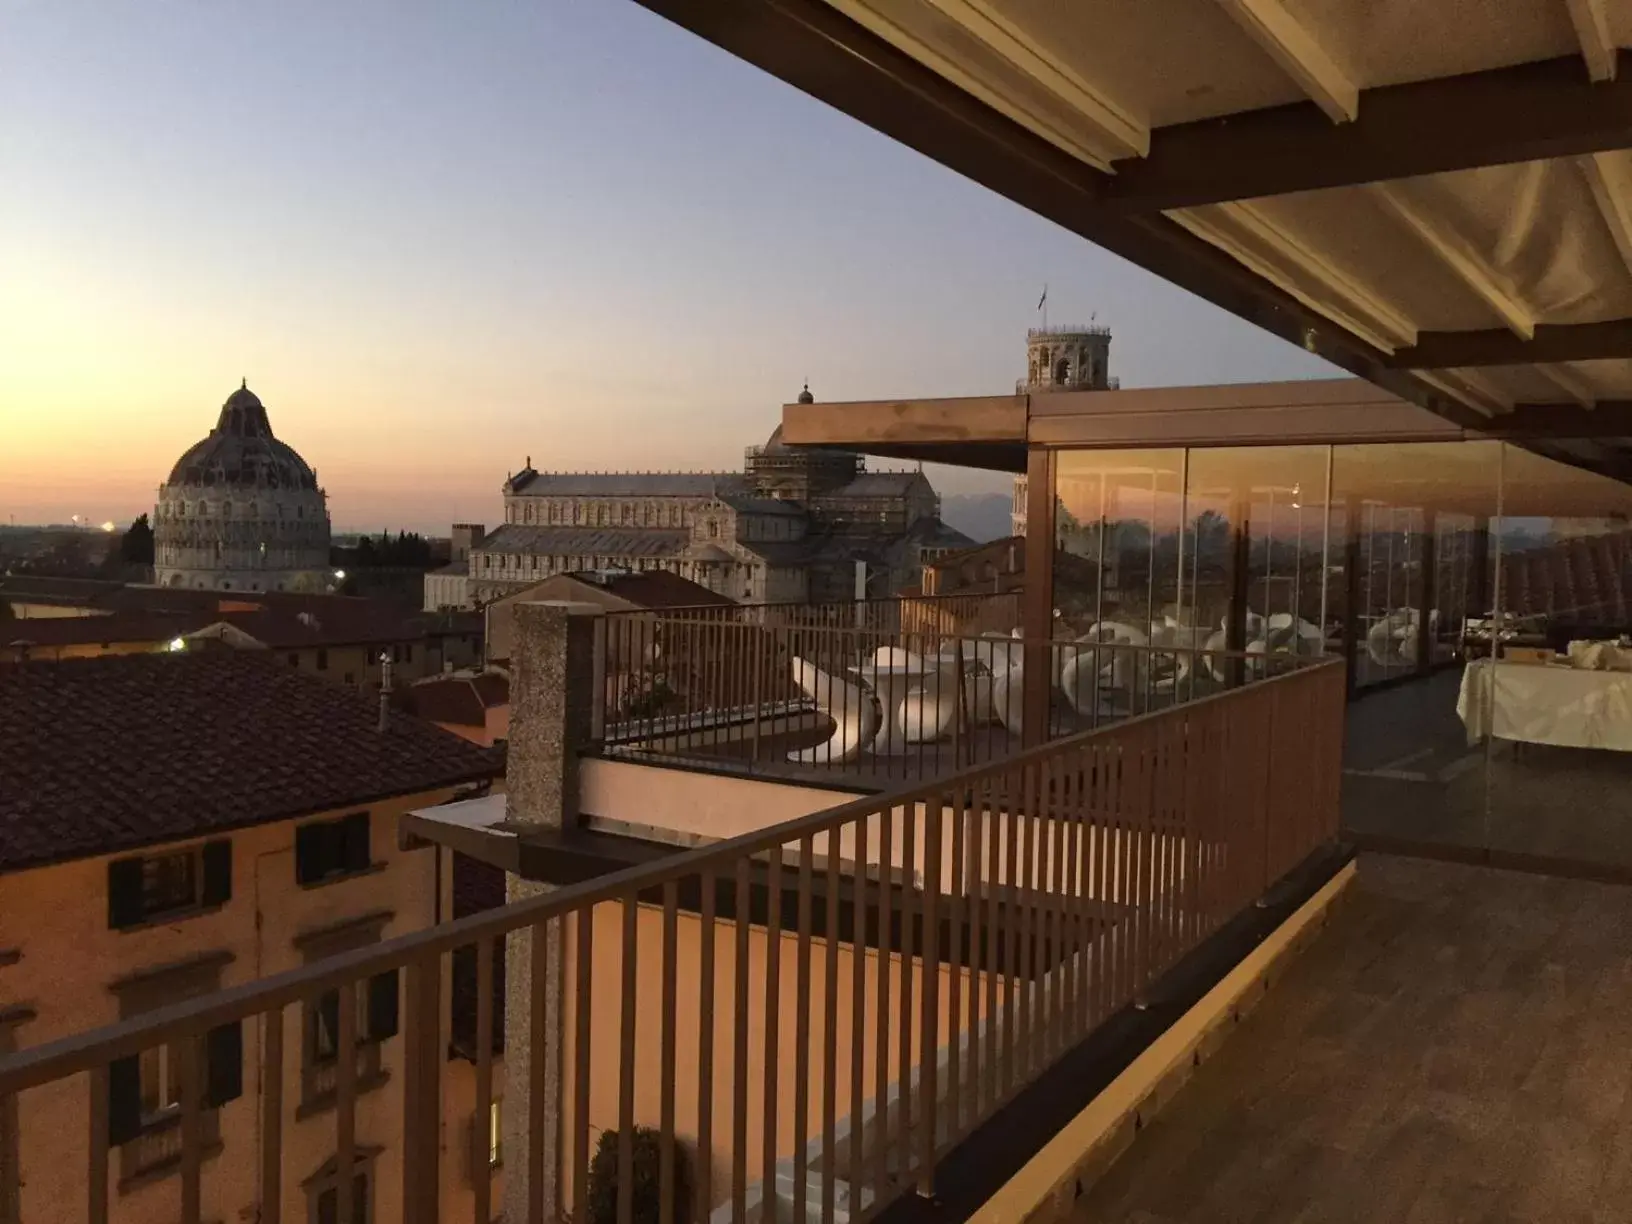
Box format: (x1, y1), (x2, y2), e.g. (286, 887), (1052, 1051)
(0, 1), (1336, 533)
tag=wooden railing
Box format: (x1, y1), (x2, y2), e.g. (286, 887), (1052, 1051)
(0, 660), (1344, 1224)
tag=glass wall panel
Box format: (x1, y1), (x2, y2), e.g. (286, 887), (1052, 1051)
(1052, 449), (1184, 726)
(1484, 444), (1632, 869)
(1328, 441), (1501, 853)
(1047, 435), (1632, 875)
(1183, 446), (1332, 683)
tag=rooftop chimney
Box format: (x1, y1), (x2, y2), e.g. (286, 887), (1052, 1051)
(378, 652), (393, 732)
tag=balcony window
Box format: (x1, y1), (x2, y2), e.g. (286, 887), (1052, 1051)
(107, 841), (231, 930)
(301, 973), (397, 1112)
(295, 813), (373, 887)
(316, 648), (329, 671)
(305, 1153), (377, 1224)
(106, 953), (240, 1186)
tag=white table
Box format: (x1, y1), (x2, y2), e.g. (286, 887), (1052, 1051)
(1457, 659), (1632, 751)
(850, 659), (959, 755)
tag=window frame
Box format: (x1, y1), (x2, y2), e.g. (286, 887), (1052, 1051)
(108, 840), (232, 931)
(294, 812), (375, 889)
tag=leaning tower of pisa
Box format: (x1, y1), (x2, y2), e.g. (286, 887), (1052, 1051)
(1013, 324), (1114, 534)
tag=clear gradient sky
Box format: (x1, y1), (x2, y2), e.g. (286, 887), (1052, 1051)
(0, 0), (1337, 533)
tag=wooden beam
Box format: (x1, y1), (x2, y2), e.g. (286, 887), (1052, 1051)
(1101, 52), (1632, 213)
(917, 0), (1147, 158)
(1567, 0), (1618, 82)
(1536, 363), (1600, 408)
(1477, 401), (1632, 438)
(1582, 153), (1632, 279)
(1371, 184), (1535, 338)
(1213, 0), (1358, 122)
(782, 394), (1027, 446)
(1390, 317), (1632, 367)
(1167, 202), (1416, 351)
(629, 0), (1494, 432)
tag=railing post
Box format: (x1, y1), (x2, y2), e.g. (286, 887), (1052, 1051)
(503, 600), (599, 1224)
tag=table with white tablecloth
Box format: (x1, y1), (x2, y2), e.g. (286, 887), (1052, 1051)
(1457, 659), (1632, 751)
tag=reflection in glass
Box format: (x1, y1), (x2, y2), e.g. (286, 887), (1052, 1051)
(1052, 450), (1185, 723)
(1482, 443), (1632, 869)
(1184, 447), (1331, 684)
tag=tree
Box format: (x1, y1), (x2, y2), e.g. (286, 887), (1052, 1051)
(586, 1127), (691, 1224)
(119, 514), (155, 565)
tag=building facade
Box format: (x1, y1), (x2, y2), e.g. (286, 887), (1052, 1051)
(0, 652), (502, 1224)
(1012, 325), (1116, 535)
(458, 396), (971, 606)
(153, 383), (332, 593)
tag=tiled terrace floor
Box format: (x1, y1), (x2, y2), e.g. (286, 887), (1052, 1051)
(1076, 855), (1632, 1223)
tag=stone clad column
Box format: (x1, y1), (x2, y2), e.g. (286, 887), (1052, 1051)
(503, 601), (603, 1224)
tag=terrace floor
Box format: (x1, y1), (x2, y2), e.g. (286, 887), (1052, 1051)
(1075, 854), (1632, 1224)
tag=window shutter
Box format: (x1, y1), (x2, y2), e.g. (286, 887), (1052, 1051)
(107, 1055), (143, 1146)
(367, 970), (399, 1042)
(107, 858), (145, 929)
(295, 822), (332, 885)
(200, 840), (232, 906)
(205, 1020), (243, 1107)
(342, 813), (371, 873)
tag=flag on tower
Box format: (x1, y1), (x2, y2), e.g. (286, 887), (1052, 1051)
(1037, 284), (1048, 311)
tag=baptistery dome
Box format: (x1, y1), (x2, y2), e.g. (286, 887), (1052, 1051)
(152, 383), (332, 592)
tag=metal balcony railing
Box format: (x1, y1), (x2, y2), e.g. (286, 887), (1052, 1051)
(596, 593), (1326, 786)
(0, 654), (1344, 1224)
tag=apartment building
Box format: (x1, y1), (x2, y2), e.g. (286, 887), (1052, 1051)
(0, 652), (502, 1224)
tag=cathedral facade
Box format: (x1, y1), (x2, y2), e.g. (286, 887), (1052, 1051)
(153, 383), (332, 592)
(452, 390), (971, 607)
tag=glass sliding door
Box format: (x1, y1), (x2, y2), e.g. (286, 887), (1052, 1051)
(1332, 440), (1499, 854)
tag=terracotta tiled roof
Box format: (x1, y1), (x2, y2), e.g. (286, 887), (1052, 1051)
(3, 582), (481, 653)
(0, 652), (502, 873)
(3, 612), (198, 649)
(404, 672), (510, 728)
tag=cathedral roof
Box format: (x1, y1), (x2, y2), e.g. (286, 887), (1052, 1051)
(478, 525), (692, 558)
(164, 383), (320, 491)
(506, 472), (747, 498)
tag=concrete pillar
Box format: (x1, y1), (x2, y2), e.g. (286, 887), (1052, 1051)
(502, 601), (603, 1224)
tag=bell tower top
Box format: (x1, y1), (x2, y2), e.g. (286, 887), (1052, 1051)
(1023, 323), (1113, 392)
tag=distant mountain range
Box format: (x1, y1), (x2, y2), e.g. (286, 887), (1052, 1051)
(940, 493), (1013, 544)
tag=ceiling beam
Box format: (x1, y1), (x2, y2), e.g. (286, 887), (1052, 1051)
(1390, 318), (1632, 367)
(917, 0), (1148, 158)
(1213, 0), (1358, 122)
(1567, 0), (1618, 82)
(1371, 184), (1535, 338)
(1167, 202), (1416, 351)
(629, 0), (1494, 432)
(1478, 401), (1632, 438)
(1536, 363), (1600, 408)
(1582, 153), (1632, 280)
(1100, 51), (1632, 213)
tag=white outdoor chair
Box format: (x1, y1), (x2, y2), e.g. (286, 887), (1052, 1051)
(898, 679), (959, 743)
(788, 656), (880, 765)
(990, 660), (1026, 736)
(870, 645), (925, 669)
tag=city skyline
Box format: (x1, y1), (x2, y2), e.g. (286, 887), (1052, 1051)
(1, 0), (1336, 531)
